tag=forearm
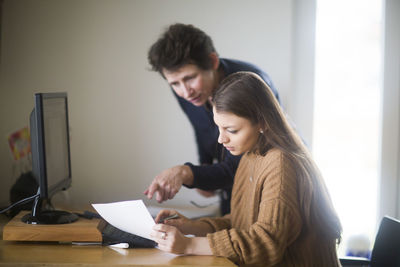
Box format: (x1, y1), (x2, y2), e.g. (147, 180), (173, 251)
(187, 220), (215, 237)
(185, 237), (213, 255)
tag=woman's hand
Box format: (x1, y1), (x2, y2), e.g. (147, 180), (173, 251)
(155, 209), (194, 235)
(151, 224), (212, 256)
(155, 209), (215, 237)
(151, 223), (192, 254)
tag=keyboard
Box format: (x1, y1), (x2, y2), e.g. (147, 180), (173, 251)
(97, 219), (157, 248)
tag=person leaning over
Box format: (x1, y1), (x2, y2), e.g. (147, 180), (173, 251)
(150, 72), (342, 267)
(144, 23), (280, 215)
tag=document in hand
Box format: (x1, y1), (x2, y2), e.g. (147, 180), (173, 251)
(92, 199), (155, 241)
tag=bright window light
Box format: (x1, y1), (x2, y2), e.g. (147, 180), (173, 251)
(313, 0), (383, 255)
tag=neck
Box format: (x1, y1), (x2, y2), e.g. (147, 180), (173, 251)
(207, 67), (225, 106)
(216, 65), (225, 85)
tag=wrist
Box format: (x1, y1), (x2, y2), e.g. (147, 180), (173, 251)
(184, 237), (212, 255)
(180, 165), (194, 186)
(184, 237), (196, 255)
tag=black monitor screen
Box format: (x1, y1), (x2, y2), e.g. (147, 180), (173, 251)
(42, 96), (71, 195)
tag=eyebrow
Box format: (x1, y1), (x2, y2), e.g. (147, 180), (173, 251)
(220, 125), (237, 130)
(168, 73), (196, 85)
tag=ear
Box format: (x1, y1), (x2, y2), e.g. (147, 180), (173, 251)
(258, 122), (266, 134)
(209, 52), (220, 70)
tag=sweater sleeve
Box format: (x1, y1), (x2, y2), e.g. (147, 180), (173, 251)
(206, 153), (303, 266)
(196, 214), (232, 233)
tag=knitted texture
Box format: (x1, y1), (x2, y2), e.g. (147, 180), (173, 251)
(198, 149), (341, 266)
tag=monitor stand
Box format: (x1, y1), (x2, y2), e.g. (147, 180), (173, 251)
(21, 210), (78, 224)
(21, 191), (78, 225)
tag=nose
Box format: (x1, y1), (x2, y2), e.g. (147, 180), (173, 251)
(218, 132), (228, 144)
(182, 83), (193, 98)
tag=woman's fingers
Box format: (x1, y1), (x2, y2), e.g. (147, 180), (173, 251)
(154, 209), (176, 223)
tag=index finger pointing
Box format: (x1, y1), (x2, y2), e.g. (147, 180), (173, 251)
(146, 182), (159, 199)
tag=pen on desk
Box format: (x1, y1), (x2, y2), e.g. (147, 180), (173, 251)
(160, 214), (179, 223)
(108, 242), (130, 249)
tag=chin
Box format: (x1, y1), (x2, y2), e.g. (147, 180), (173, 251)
(192, 101), (204, 107)
(229, 150), (241, 156)
(193, 97), (208, 106)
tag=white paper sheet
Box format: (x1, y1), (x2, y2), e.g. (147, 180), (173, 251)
(92, 199), (155, 241)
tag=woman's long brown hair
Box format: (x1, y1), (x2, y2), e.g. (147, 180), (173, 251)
(212, 71), (342, 243)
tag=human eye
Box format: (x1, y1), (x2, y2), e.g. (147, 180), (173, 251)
(185, 74), (197, 81)
(227, 129), (238, 134)
(170, 81), (179, 87)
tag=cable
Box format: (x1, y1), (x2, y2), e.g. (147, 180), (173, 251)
(190, 200), (220, 208)
(0, 193), (39, 214)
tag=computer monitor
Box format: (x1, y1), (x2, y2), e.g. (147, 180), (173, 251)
(21, 92), (78, 224)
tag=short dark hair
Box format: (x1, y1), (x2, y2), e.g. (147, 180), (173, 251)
(148, 23), (217, 74)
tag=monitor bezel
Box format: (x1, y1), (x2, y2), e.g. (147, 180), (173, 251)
(31, 92), (72, 200)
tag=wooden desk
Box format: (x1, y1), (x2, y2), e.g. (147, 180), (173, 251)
(0, 214), (236, 267)
(3, 211), (102, 242)
(0, 240), (236, 266)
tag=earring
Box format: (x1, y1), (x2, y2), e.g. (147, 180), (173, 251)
(259, 129), (264, 134)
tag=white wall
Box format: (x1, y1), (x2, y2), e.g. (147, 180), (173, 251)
(0, 0), (293, 208)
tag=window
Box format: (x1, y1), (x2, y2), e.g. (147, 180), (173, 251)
(313, 0), (383, 254)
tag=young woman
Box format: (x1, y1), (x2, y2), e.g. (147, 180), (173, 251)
(150, 72), (342, 266)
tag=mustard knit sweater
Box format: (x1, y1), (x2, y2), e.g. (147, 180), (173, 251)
(198, 148), (341, 266)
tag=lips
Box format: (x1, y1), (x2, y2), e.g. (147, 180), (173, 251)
(188, 95), (201, 104)
(224, 146), (234, 151)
